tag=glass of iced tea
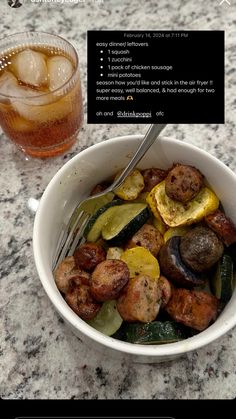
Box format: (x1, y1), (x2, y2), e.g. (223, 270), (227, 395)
(0, 32), (83, 158)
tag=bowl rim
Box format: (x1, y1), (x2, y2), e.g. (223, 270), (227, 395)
(33, 134), (236, 357)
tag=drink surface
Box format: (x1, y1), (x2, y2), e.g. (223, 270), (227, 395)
(0, 44), (83, 158)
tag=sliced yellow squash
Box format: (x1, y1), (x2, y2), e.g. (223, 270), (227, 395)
(149, 181), (219, 227)
(120, 247), (160, 280)
(163, 226), (191, 243)
(152, 214), (167, 235)
(106, 247), (123, 260)
(146, 188), (167, 234)
(115, 169), (144, 200)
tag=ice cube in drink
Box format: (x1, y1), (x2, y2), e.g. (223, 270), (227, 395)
(0, 39), (83, 158)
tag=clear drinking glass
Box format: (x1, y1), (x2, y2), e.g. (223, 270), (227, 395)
(0, 32), (83, 158)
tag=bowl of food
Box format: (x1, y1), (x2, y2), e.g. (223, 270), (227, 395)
(33, 134), (236, 363)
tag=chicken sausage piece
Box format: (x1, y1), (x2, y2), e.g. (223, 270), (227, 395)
(180, 225), (224, 272)
(125, 223), (164, 257)
(165, 288), (219, 331)
(117, 275), (162, 323)
(165, 164), (204, 203)
(65, 283), (101, 321)
(159, 275), (172, 308)
(54, 256), (90, 294)
(205, 209), (236, 246)
(142, 168), (167, 192)
(90, 259), (130, 302)
(74, 242), (106, 272)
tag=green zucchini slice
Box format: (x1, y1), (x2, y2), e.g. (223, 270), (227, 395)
(102, 203), (150, 246)
(84, 199), (123, 242)
(118, 321), (188, 344)
(226, 242), (236, 265)
(87, 300), (123, 336)
(211, 254), (234, 303)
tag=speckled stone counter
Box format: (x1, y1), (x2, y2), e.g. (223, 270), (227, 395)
(1, 0), (236, 399)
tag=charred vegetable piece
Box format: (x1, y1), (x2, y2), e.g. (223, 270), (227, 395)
(165, 164), (204, 203)
(102, 203), (150, 246)
(115, 169), (145, 200)
(119, 321), (188, 344)
(159, 236), (206, 287)
(148, 182), (219, 228)
(87, 300), (123, 336)
(211, 254), (234, 303)
(165, 288), (219, 331)
(120, 247), (160, 280)
(180, 226), (224, 273)
(205, 209), (236, 246)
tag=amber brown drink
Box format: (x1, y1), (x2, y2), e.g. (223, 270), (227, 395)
(0, 32), (83, 158)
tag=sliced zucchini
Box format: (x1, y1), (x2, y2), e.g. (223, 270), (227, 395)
(211, 254), (234, 303)
(115, 169), (145, 200)
(102, 203), (149, 246)
(87, 300), (123, 336)
(70, 192), (114, 230)
(120, 321), (188, 344)
(120, 246), (160, 280)
(226, 242), (236, 265)
(85, 199), (123, 242)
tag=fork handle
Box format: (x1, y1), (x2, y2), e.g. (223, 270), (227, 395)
(111, 124), (167, 191)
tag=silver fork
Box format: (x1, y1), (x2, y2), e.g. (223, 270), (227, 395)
(52, 123), (167, 271)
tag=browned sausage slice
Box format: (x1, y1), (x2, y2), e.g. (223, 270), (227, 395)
(54, 256), (90, 294)
(65, 284), (101, 321)
(165, 288), (219, 331)
(74, 242), (106, 272)
(117, 275), (162, 323)
(159, 275), (172, 308)
(165, 164), (204, 203)
(142, 168), (167, 192)
(205, 209), (236, 246)
(90, 259), (130, 301)
(125, 223), (164, 257)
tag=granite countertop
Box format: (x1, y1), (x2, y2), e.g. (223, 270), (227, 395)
(1, 0), (236, 400)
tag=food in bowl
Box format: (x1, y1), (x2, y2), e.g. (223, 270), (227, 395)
(54, 163), (236, 344)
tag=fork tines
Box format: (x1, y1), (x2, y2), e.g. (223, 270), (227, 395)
(52, 209), (89, 271)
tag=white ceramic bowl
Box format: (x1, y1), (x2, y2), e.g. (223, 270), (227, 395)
(33, 135), (236, 363)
